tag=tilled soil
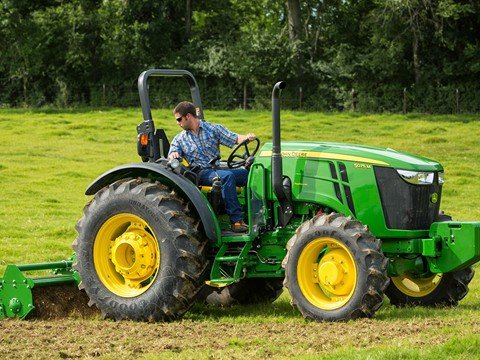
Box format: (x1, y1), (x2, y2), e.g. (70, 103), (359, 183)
(31, 285), (99, 319)
(1, 314), (478, 359)
(2, 286), (480, 359)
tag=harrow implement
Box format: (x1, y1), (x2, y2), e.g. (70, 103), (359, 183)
(0, 258), (80, 319)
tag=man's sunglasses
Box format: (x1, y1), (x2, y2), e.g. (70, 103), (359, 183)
(176, 116), (183, 122)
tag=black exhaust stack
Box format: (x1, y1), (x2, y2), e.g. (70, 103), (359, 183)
(271, 81), (293, 227)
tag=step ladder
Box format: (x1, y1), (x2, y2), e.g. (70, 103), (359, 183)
(208, 236), (253, 286)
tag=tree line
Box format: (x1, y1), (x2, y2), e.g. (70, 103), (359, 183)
(1, 0), (479, 112)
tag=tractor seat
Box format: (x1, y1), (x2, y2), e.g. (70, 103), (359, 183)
(181, 159), (244, 194)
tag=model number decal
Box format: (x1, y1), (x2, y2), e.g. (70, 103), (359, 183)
(353, 163), (372, 169)
(283, 151), (307, 157)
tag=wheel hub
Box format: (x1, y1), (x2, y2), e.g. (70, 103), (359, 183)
(318, 260), (343, 286)
(297, 237), (357, 310)
(110, 229), (157, 287)
(316, 249), (353, 296)
(94, 213), (160, 297)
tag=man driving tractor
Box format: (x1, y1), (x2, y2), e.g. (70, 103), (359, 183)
(168, 101), (256, 233)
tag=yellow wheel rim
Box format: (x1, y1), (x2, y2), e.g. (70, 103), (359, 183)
(391, 273), (442, 297)
(297, 237), (357, 310)
(94, 213), (160, 297)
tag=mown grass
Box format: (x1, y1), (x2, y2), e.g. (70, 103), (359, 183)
(1, 108), (480, 359)
(1, 108), (479, 268)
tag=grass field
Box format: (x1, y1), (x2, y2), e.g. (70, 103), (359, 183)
(1, 108), (480, 359)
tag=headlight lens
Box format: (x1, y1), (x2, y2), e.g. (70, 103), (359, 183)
(168, 158), (181, 169)
(438, 171), (445, 185)
(397, 170), (435, 185)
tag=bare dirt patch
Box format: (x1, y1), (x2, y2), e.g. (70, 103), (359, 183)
(30, 285), (99, 319)
(1, 314), (478, 359)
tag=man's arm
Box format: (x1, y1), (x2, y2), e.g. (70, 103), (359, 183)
(167, 136), (183, 160)
(212, 122), (256, 146)
(236, 133), (256, 144)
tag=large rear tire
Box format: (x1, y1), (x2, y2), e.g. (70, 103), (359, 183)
(283, 213), (389, 321)
(73, 178), (209, 321)
(197, 278), (284, 307)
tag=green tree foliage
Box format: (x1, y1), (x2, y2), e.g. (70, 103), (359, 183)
(0, 0), (478, 112)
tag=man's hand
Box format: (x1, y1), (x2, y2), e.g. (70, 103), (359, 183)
(237, 133), (256, 144)
(168, 151), (181, 160)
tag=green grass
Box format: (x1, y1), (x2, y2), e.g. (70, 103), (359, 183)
(1, 108), (480, 359)
(1, 108), (479, 269)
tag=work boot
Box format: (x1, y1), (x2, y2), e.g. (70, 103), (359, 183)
(231, 220), (248, 233)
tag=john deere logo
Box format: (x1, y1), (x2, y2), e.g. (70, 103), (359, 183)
(430, 193), (438, 204)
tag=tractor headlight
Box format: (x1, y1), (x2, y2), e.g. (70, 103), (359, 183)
(397, 170), (435, 185)
(438, 171), (445, 185)
(168, 158), (181, 169)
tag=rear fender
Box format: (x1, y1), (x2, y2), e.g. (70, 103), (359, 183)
(85, 163), (219, 244)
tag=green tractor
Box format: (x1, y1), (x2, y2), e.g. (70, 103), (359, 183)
(1, 69), (480, 322)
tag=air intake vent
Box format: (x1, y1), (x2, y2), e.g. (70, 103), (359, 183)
(374, 167), (441, 230)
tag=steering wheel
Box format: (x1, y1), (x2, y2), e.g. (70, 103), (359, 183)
(227, 138), (260, 169)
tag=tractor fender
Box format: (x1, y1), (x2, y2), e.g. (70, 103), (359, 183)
(85, 162), (219, 244)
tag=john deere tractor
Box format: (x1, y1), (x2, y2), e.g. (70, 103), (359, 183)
(1, 69), (479, 322)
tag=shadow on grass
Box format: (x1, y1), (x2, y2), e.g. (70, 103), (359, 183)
(185, 297), (301, 322)
(186, 294), (480, 323)
(375, 300), (480, 321)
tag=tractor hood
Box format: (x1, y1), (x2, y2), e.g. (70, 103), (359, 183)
(258, 141), (443, 171)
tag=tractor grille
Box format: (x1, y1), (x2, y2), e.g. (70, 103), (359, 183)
(374, 167), (441, 230)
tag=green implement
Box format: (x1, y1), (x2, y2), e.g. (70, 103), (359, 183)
(0, 259), (78, 319)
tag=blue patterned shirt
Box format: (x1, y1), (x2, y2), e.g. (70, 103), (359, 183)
(168, 121), (238, 168)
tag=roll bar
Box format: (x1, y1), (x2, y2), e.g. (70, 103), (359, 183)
(136, 69), (205, 161)
(137, 69), (205, 122)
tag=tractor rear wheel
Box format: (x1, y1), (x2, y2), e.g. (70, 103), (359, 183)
(283, 213), (389, 321)
(385, 267), (474, 307)
(385, 213), (475, 307)
(197, 278), (284, 307)
(73, 178), (209, 321)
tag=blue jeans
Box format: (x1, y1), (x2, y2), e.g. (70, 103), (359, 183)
(198, 168), (248, 223)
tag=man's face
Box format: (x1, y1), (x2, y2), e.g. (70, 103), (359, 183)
(174, 112), (191, 130)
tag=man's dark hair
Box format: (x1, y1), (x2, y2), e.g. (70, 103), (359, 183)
(174, 101), (197, 117)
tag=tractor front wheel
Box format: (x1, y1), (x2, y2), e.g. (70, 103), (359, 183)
(283, 213), (389, 321)
(386, 212), (475, 307)
(73, 178), (209, 321)
(385, 267), (474, 307)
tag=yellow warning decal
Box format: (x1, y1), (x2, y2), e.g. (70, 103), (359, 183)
(259, 150), (389, 166)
